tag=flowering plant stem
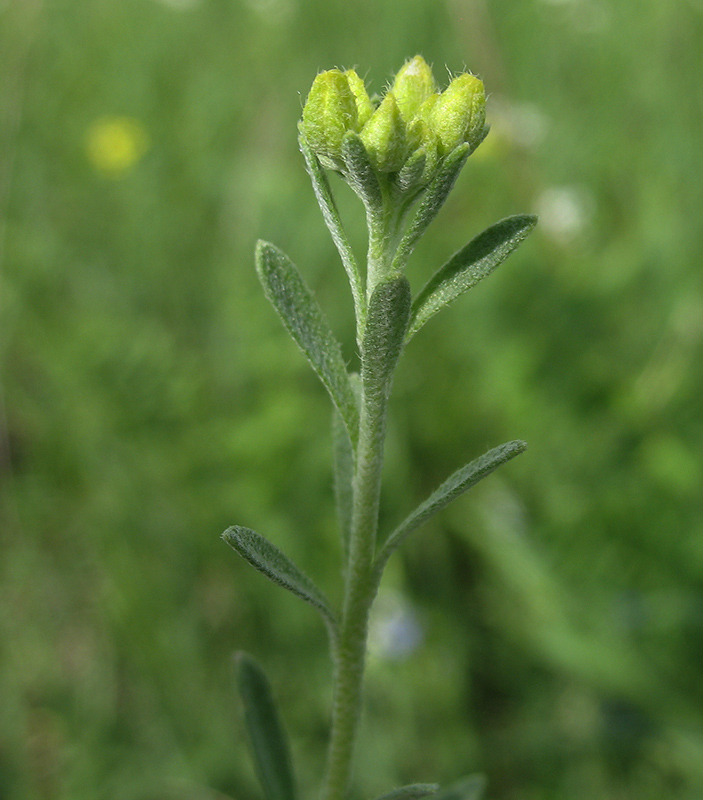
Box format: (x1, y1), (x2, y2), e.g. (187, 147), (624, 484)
(225, 57), (537, 800)
(324, 345), (393, 800)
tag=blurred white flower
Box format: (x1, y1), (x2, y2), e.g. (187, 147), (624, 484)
(535, 185), (595, 243)
(487, 97), (549, 149)
(368, 589), (423, 661)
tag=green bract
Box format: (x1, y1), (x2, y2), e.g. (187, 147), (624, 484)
(299, 56), (487, 198)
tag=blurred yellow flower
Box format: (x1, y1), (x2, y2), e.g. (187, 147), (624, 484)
(86, 117), (149, 178)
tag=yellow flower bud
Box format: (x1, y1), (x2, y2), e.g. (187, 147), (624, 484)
(431, 73), (486, 157)
(360, 93), (407, 173)
(391, 55), (436, 122)
(300, 69), (359, 168)
(345, 69), (375, 128)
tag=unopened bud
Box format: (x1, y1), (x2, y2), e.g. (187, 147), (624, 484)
(391, 55), (436, 122)
(300, 70), (359, 168)
(431, 73), (486, 157)
(360, 93), (407, 173)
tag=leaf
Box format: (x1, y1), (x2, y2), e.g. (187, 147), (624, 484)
(223, 526), (338, 635)
(235, 652), (297, 800)
(373, 784), (439, 800)
(255, 240), (358, 449)
(362, 276), (412, 410)
(376, 441), (527, 570)
(299, 134), (365, 338)
(341, 131), (383, 212)
(435, 776), (486, 800)
(392, 144), (470, 271)
(408, 215), (537, 339)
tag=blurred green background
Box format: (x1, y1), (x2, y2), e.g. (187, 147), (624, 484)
(2, 0), (703, 798)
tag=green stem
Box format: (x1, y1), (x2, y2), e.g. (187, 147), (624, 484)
(321, 356), (389, 800)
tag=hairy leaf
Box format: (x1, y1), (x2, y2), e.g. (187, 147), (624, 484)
(392, 144), (470, 271)
(235, 652), (297, 800)
(376, 441), (527, 570)
(408, 215), (537, 339)
(223, 526), (338, 634)
(341, 131), (383, 212)
(362, 276), (412, 409)
(435, 776), (486, 800)
(374, 784), (439, 800)
(299, 134), (365, 336)
(255, 240), (358, 449)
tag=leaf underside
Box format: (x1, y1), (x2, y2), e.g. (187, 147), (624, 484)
(223, 526), (337, 632)
(374, 784), (440, 800)
(255, 240), (359, 449)
(235, 651), (297, 800)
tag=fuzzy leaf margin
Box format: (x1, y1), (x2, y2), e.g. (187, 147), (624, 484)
(376, 440), (527, 571)
(373, 784), (439, 800)
(256, 240), (359, 449)
(407, 215), (537, 340)
(223, 526), (338, 637)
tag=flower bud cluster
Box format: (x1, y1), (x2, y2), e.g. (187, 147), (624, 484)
(300, 56), (487, 191)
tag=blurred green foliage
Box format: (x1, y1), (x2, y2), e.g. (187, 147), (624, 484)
(1, 0), (703, 798)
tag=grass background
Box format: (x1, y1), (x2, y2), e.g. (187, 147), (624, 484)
(1, 0), (703, 798)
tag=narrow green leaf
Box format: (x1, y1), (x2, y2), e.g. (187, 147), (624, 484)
(255, 240), (358, 449)
(376, 441), (527, 570)
(235, 652), (297, 800)
(362, 276), (412, 409)
(435, 776), (486, 800)
(392, 144), (470, 272)
(374, 784), (439, 800)
(341, 131), (383, 212)
(408, 215), (537, 340)
(223, 526), (338, 636)
(299, 134), (366, 339)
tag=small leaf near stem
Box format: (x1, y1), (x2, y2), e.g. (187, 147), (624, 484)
(299, 134), (366, 345)
(255, 240), (359, 450)
(391, 143), (470, 272)
(407, 215), (537, 340)
(373, 784), (440, 800)
(223, 526), (338, 643)
(235, 652), (298, 800)
(375, 440), (527, 575)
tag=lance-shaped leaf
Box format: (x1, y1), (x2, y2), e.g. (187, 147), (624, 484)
(223, 526), (338, 637)
(435, 776), (486, 800)
(235, 652), (297, 800)
(376, 441), (527, 571)
(256, 240), (358, 449)
(407, 215), (537, 340)
(392, 143), (470, 272)
(299, 134), (365, 337)
(341, 131), (383, 213)
(362, 276), (412, 410)
(373, 784), (439, 800)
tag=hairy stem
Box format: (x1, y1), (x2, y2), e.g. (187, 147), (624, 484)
(321, 363), (389, 800)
